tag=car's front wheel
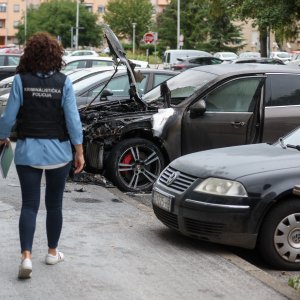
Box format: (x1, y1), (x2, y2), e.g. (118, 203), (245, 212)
(258, 198), (300, 270)
(106, 138), (165, 192)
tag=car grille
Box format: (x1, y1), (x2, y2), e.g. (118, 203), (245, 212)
(153, 205), (179, 230)
(184, 218), (225, 237)
(158, 166), (197, 193)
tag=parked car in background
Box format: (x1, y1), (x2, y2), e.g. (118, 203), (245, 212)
(0, 45), (22, 54)
(0, 53), (20, 66)
(214, 52), (238, 61)
(74, 68), (178, 107)
(63, 56), (115, 70)
(288, 53), (300, 67)
(231, 57), (285, 65)
(152, 126), (300, 270)
(0, 66), (16, 81)
(238, 51), (261, 59)
(163, 49), (212, 69)
(171, 56), (223, 71)
(66, 50), (99, 57)
(270, 51), (292, 64)
(63, 56), (149, 71)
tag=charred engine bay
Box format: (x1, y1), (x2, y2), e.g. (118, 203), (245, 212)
(79, 99), (157, 141)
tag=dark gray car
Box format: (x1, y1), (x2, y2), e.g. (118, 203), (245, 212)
(81, 63), (300, 192)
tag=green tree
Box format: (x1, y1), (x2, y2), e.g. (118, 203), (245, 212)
(103, 0), (153, 47)
(227, 0), (300, 56)
(16, 0), (102, 48)
(157, 0), (242, 53)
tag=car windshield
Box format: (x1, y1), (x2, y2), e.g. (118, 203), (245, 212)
(275, 127), (300, 148)
(73, 70), (116, 94)
(142, 69), (217, 105)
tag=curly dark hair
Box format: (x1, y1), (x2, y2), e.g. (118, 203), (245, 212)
(17, 32), (65, 73)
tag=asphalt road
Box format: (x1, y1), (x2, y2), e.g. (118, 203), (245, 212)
(0, 160), (299, 299)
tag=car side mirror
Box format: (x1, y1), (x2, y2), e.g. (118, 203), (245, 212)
(100, 88), (113, 101)
(190, 99), (206, 117)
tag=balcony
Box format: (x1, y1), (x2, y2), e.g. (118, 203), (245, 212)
(157, 0), (170, 5)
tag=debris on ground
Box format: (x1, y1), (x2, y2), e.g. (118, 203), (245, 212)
(68, 172), (115, 188)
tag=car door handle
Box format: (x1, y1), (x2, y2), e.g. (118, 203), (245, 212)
(231, 121), (245, 127)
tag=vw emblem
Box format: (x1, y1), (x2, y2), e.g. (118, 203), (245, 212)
(166, 171), (179, 185)
(292, 232), (300, 244)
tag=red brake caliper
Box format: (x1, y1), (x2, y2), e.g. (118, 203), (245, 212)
(120, 152), (133, 174)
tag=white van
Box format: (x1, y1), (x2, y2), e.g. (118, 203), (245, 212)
(163, 49), (212, 69)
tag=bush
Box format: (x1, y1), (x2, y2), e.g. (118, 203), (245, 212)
(288, 276), (300, 290)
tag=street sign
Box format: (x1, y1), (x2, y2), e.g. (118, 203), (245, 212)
(143, 32), (155, 44)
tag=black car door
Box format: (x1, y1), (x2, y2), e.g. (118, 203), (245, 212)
(181, 76), (266, 154)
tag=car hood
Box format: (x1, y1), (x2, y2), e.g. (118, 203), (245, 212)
(103, 25), (145, 107)
(170, 143), (300, 180)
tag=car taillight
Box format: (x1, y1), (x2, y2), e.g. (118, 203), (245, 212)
(173, 64), (184, 70)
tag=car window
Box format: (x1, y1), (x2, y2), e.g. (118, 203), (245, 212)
(143, 69), (217, 105)
(204, 77), (262, 112)
(269, 74), (300, 106)
(91, 60), (114, 67)
(64, 60), (87, 71)
(0, 56), (5, 65)
(85, 74), (149, 98)
(7, 56), (19, 66)
(153, 74), (174, 88)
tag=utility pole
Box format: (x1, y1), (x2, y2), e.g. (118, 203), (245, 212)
(177, 0), (180, 49)
(75, 0), (79, 49)
(132, 23), (136, 55)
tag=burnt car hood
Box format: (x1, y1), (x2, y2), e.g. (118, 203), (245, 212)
(170, 143), (300, 180)
(103, 25), (144, 106)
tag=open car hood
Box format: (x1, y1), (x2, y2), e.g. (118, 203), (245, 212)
(103, 25), (145, 107)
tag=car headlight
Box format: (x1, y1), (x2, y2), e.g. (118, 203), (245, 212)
(194, 178), (248, 197)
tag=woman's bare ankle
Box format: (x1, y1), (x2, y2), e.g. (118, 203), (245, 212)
(48, 248), (57, 256)
(22, 250), (31, 260)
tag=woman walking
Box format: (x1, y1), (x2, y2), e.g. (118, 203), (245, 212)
(0, 32), (84, 279)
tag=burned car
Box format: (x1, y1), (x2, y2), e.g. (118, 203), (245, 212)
(80, 26), (300, 192)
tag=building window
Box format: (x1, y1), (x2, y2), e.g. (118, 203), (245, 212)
(98, 5), (105, 13)
(14, 4), (20, 12)
(13, 21), (19, 28)
(0, 20), (4, 28)
(84, 4), (93, 13)
(0, 3), (6, 12)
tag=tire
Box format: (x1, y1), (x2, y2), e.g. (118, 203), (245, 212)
(258, 198), (300, 270)
(105, 138), (165, 192)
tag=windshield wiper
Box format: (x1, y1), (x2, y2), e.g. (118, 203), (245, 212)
(286, 144), (300, 151)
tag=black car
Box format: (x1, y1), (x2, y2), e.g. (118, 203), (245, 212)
(232, 57), (285, 65)
(80, 26), (300, 193)
(0, 66), (16, 81)
(171, 56), (223, 71)
(152, 126), (300, 270)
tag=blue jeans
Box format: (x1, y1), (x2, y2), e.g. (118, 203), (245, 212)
(16, 163), (71, 253)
